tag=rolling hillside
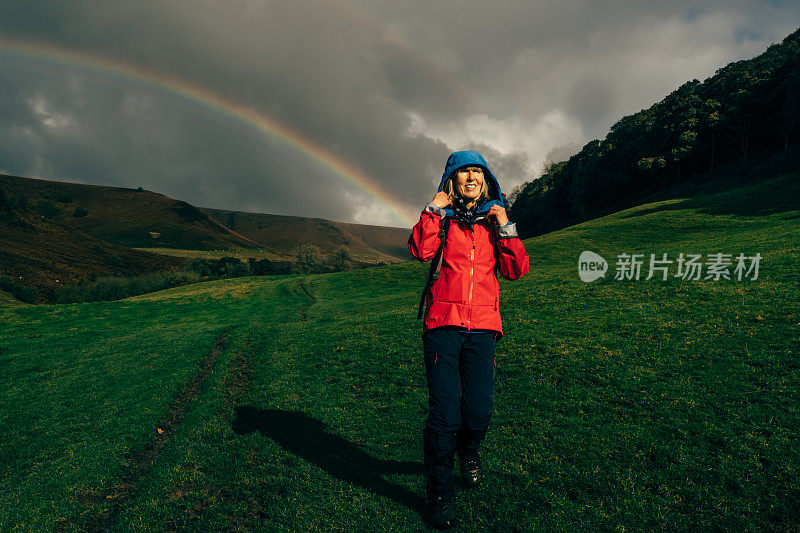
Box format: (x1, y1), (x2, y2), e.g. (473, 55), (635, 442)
(0, 173), (411, 263)
(0, 173), (261, 250)
(0, 201), (187, 303)
(0, 173), (415, 303)
(1, 169), (797, 530)
(198, 207), (411, 262)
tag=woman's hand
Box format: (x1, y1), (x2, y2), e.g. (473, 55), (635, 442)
(431, 191), (452, 208)
(488, 204), (509, 225)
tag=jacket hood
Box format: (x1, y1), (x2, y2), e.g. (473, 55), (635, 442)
(437, 150), (505, 218)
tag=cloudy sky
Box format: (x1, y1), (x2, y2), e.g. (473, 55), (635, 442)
(1, 1), (798, 228)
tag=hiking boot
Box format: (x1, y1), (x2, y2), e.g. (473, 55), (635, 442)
(460, 455), (482, 488)
(427, 495), (457, 530)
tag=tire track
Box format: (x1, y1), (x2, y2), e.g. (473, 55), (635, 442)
(223, 342), (254, 410)
(197, 279), (315, 528)
(169, 279), (315, 530)
(61, 329), (231, 533)
(298, 279), (316, 322)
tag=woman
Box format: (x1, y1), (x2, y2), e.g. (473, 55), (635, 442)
(408, 150), (530, 529)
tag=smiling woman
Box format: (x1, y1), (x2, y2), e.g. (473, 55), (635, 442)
(443, 166), (489, 209)
(407, 150), (530, 529)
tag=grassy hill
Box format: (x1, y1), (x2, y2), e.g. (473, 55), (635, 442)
(198, 207), (411, 263)
(0, 173), (261, 251)
(1, 171), (798, 530)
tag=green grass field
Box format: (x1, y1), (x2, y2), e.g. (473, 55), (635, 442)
(1, 172), (799, 531)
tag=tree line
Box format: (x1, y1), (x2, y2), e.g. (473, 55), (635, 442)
(0, 245), (373, 305)
(511, 27), (800, 237)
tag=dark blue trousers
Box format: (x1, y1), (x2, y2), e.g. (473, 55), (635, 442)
(422, 326), (497, 500)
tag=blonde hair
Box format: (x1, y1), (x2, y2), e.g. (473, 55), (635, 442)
(443, 169), (489, 204)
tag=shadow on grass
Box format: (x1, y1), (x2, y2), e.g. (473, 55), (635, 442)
(232, 406), (425, 514)
(621, 173), (800, 219)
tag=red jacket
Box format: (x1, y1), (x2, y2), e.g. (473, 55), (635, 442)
(408, 204), (530, 339)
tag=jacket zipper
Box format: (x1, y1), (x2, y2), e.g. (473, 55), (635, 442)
(467, 228), (474, 329)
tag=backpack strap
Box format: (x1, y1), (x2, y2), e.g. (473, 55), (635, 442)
(417, 217), (451, 320)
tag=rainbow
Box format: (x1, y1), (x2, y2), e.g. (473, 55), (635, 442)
(0, 37), (419, 227)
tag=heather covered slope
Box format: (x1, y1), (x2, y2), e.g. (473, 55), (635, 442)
(199, 207), (411, 262)
(0, 173), (261, 250)
(0, 200), (186, 302)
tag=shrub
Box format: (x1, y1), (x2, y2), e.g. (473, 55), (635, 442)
(54, 270), (202, 304)
(294, 244), (323, 274)
(218, 256), (248, 277)
(56, 193), (74, 203)
(35, 200), (60, 219)
(13, 195), (27, 210)
(187, 256), (252, 278)
(325, 248), (353, 272)
(93, 276), (127, 301)
(73, 206), (88, 217)
(0, 276), (39, 303)
(0, 189), (20, 224)
(247, 258), (292, 275)
(187, 257), (213, 277)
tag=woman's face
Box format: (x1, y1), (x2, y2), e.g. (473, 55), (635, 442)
(455, 166), (484, 206)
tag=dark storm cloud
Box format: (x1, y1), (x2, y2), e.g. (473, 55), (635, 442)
(0, 1), (798, 226)
(565, 77), (616, 133)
